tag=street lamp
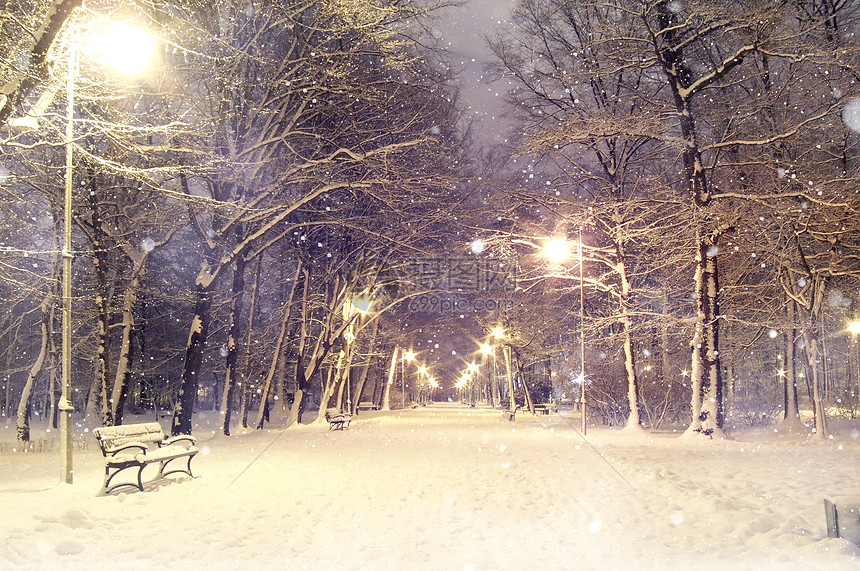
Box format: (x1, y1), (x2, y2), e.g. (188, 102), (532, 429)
(541, 231), (587, 434)
(848, 321), (860, 404)
(59, 20), (157, 484)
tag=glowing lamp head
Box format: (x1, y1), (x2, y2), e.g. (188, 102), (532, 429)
(91, 23), (157, 76)
(849, 321), (860, 335)
(480, 343), (492, 356)
(403, 350), (415, 362)
(543, 238), (572, 264)
(491, 327), (505, 340)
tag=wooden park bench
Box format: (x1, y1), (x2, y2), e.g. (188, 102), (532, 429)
(356, 401), (379, 413)
(533, 403), (558, 415)
(93, 422), (198, 494)
(325, 408), (352, 430)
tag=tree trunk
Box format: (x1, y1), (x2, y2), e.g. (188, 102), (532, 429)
(381, 346), (397, 411)
(240, 256), (262, 428)
(615, 248), (640, 430)
(110, 255), (149, 425)
(781, 299), (803, 430)
(350, 318), (379, 414)
(805, 332), (829, 438)
(17, 259), (60, 442)
(172, 263), (216, 436)
(685, 235), (706, 436)
(503, 345), (515, 410)
(88, 181), (112, 424)
(220, 254), (247, 436)
(255, 290), (296, 429)
(700, 236), (724, 435)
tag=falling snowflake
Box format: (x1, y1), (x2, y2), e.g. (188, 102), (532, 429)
(842, 98), (860, 133)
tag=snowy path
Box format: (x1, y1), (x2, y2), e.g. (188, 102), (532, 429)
(1, 404), (859, 570)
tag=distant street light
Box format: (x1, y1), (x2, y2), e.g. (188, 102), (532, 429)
(59, 19), (157, 485)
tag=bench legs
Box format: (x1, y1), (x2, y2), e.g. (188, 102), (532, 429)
(329, 420), (347, 430)
(157, 454), (195, 479)
(101, 455), (195, 495)
(102, 463), (146, 495)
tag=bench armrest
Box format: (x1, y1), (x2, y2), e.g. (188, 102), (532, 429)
(105, 442), (148, 456)
(162, 435), (196, 447)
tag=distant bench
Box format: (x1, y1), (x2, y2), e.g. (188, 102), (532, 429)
(356, 401), (379, 412)
(325, 408), (352, 430)
(533, 403), (558, 415)
(93, 422), (198, 494)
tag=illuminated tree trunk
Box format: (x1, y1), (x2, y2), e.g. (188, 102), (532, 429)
(109, 252), (150, 426)
(381, 346), (398, 411)
(16, 257), (60, 442)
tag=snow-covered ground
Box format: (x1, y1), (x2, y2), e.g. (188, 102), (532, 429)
(2, 404), (859, 570)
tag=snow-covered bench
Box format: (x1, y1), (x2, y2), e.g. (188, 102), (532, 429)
(533, 403), (558, 415)
(356, 401), (379, 412)
(325, 408), (352, 430)
(93, 422), (198, 494)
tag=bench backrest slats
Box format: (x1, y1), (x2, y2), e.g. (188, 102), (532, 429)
(93, 422), (165, 452)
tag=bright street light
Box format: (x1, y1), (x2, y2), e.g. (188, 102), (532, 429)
(90, 23), (158, 76)
(848, 321), (860, 336)
(492, 327), (505, 340)
(542, 238), (572, 264)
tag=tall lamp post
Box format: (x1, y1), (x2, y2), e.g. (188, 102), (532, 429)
(849, 321), (860, 404)
(543, 231), (587, 434)
(59, 21), (156, 484)
(480, 342), (494, 407)
(577, 230), (586, 435)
